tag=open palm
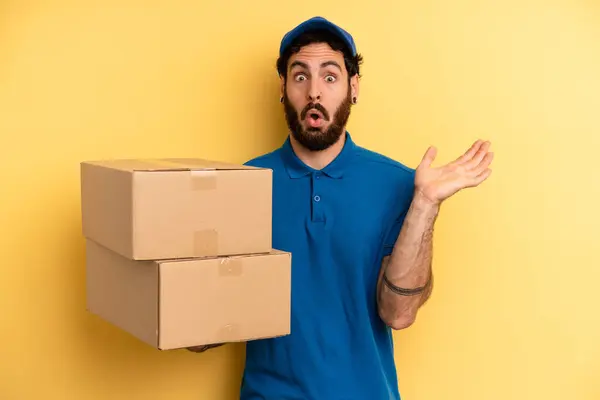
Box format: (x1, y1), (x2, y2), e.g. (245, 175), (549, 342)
(415, 139), (494, 205)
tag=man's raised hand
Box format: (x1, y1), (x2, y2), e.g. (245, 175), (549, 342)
(414, 139), (494, 206)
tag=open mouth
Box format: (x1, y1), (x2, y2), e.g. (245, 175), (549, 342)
(305, 108), (326, 124)
(307, 109), (324, 119)
(306, 111), (324, 128)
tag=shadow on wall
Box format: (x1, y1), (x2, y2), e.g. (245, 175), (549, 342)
(240, 48), (291, 161)
(255, 42), (292, 153)
(0, 3), (21, 89)
(258, 79), (290, 158)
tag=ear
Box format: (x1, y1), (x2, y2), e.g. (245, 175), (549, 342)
(279, 75), (285, 100)
(350, 74), (359, 103)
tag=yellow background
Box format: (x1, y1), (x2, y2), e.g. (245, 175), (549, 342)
(1, 1), (599, 399)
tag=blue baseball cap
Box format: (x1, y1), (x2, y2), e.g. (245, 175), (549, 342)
(279, 16), (357, 57)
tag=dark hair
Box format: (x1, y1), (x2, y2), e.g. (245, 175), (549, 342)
(276, 29), (363, 81)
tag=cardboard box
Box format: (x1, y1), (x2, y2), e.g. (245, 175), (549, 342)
(80, 158), (272, 260)
(85, 239), (291, 350)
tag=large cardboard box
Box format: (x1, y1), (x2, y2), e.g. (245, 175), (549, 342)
(80, 158), (272, 260)
(85, 239), (291, 350)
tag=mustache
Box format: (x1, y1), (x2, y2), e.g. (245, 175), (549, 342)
(300, 103), (330, 121)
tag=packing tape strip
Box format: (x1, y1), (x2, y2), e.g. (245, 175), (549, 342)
(194, 229), (219, 256)
(135, 159), (218, 190)
(190, 170), (217, 191)
(219, 257), (243, 277)
(135, 158), (204, 170)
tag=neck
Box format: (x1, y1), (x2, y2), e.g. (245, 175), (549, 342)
(290, 133), (346, 170)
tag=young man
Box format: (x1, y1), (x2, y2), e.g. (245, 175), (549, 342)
(239, 16), (491, 399)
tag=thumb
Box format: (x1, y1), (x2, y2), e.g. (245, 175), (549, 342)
(419, 146), (437, 169)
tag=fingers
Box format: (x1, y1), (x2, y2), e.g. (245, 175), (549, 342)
(418, 146), (437, 169)
(187, 343), (225, 353)
(468, 168), (492, 187)
(464, 140), (491, 169)
(473, 151), (494, 174)
(454, 139), (484, 164)
(465, 146), (493, 188)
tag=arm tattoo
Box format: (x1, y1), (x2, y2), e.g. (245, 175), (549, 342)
(382, 271), (432, 296)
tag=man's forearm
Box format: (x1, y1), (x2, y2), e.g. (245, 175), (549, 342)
(377, 192), (439, 330)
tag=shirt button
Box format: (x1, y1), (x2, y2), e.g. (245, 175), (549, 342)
(314, 195), (321, 202)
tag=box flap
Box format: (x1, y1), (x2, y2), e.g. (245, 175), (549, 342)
(82, 158), (263, 172)
(155, 250), (282, 264)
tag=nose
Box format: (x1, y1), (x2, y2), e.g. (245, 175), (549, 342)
(308, 80), (321, 102)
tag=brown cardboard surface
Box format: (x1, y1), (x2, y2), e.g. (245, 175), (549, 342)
(80, 158), (272, 260)
(85, 240), (291, 350)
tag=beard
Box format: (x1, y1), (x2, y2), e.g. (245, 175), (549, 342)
(283, 86), (352, 152)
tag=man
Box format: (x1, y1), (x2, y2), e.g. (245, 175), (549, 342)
(195, 16), (493, 399)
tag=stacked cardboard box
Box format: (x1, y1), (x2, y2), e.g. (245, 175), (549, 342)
(80, 158), (291, 350)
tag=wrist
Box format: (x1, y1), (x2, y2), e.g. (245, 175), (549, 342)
(412, 190), (441, 215)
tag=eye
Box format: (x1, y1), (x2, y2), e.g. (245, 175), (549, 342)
(294, 74), (307, 82)
(325, 75), (336, 83)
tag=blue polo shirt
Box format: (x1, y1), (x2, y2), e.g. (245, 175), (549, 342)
(241, 132), (416, 400)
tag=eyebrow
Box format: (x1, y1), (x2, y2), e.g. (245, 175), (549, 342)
(289, 60), (343, 72)
(321, 60), (342, 71)
(289, 60), (309, 71)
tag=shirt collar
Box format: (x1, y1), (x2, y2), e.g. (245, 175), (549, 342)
(281, 131), (357, 179)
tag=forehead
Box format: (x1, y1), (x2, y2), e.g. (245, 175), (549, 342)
(288, 43), (346, 72)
